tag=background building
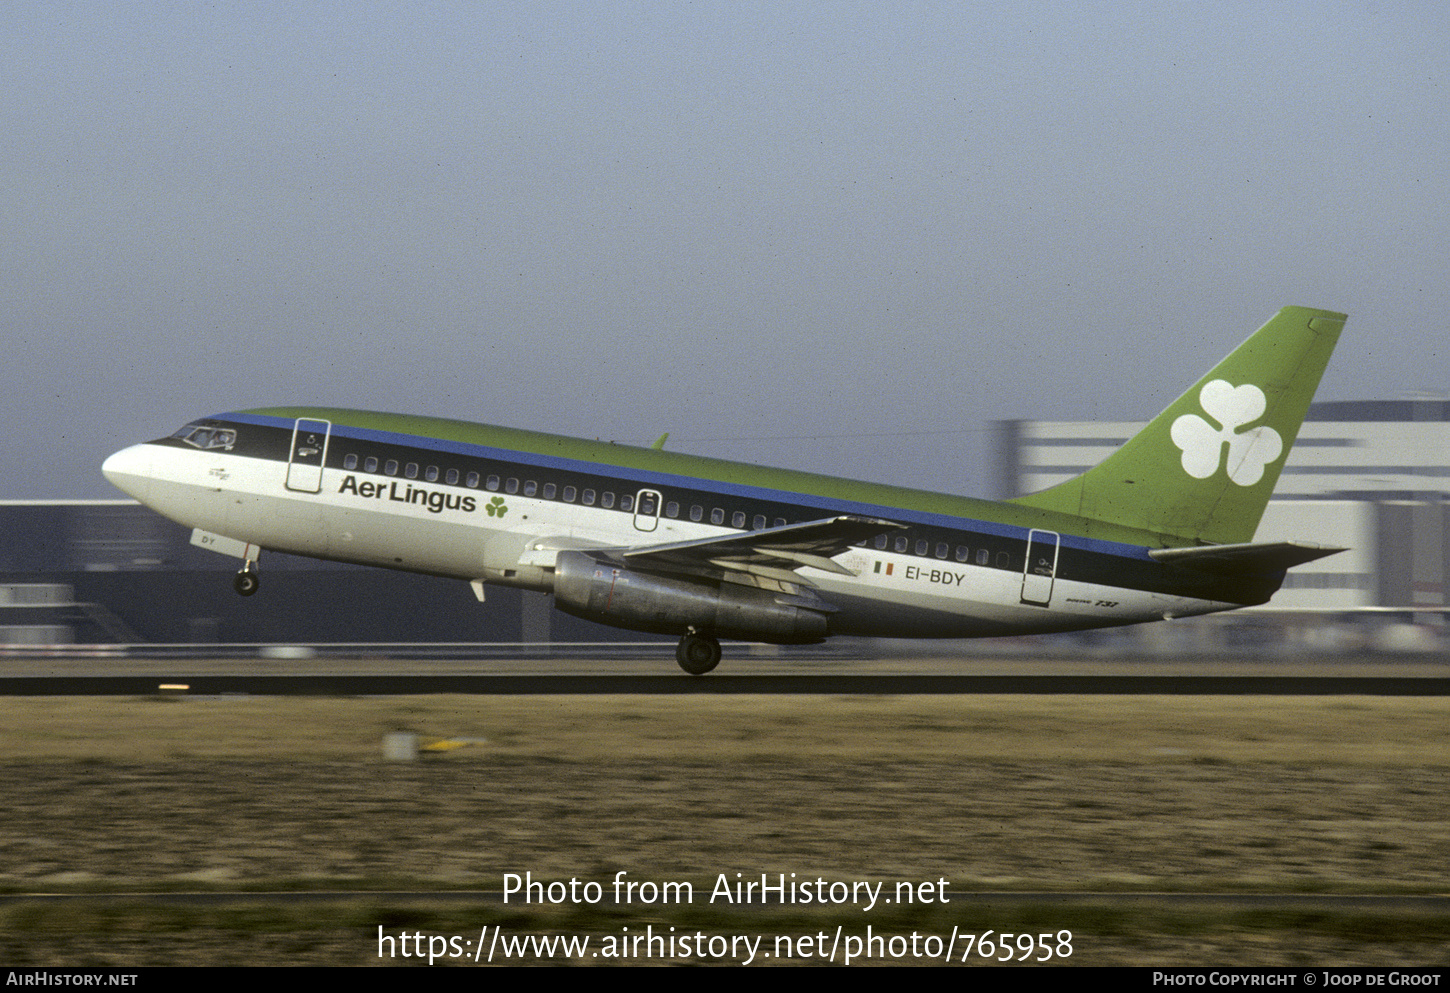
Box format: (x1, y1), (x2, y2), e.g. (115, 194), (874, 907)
(997, 398), (1449, 619)
(0, 500), (607, 646)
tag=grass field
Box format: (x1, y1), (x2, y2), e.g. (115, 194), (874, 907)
(1, 693), (1446, 966)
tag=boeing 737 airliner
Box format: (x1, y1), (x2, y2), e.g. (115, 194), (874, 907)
(103, 306), (1346, 672)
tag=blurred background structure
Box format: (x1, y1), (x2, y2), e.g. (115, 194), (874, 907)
(0, 500), (570, 646)
(997, 397), (1448, 650)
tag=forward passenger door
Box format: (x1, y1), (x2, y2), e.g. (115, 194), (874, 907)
(285, 418), (332, 493)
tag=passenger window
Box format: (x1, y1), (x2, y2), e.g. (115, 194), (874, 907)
(385, 460), (399, 476)
(874, 534), (888, 550)
(563, 486), (577, 502)
(445, 468), (459, 485)
(732, 511), (746, 529)
(405, 463), (419, 479)
(774, 518), (786, 528)
(542, 483), (556, 499)
(426, 466), (439, 482)
(916, 540), (929, 556)
(936, 543), (948, 559)
(997, 552), (1011, 569)
(582, 489), (596, 506)
(690, 505), (703, 522)
(894, 537), (908, 553)
(505, 478), (519, 494)
(344, 454), (358, 470)
(711, 508), (724, 525)
(977, 549), (990, 566)
(524, 480), (537, 497)
(365, 456), (378, 473)
(619, 494), (634, 512)
(665, 501), (679, 518)
(753, 515), (766, 530)
(956, 546), (969, 562)
(466, 472), (479, 488)
(486, 475), (500, 491)
(601, 492), (615, 509)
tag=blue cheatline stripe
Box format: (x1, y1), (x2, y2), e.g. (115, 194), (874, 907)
(220, 410), (1156, 562)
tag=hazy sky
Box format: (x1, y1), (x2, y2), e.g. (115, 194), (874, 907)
(5, 2), (1447, 499)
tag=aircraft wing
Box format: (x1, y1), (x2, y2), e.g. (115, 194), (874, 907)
(613, 515), (905, 587)
(1149, 541), (1345, 575)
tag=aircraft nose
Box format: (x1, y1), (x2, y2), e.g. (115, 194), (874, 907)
(101, 444), (153, 501)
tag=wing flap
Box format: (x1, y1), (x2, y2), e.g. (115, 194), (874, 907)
(619, 515), (904, 585)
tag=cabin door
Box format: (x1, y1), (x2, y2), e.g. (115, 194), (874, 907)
(1020, 529), (1060, 606)
(285, 418), (332, 493)
(633, 489), (662, 532)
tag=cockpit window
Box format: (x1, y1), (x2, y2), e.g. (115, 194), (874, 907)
(170, 424), (237, 451)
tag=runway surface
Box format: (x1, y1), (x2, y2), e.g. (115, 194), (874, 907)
(2, 648), (1446, 695)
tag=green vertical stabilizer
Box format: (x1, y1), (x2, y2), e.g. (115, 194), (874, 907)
(1010, 306), (1346, 546)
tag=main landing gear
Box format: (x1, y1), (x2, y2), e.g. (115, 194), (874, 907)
(233, 564), (259, 597)
(676, 632), (721, 675)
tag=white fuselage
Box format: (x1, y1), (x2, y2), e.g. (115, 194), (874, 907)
(102, 429), (1243, 641)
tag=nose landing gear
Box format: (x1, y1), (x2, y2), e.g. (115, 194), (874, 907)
(676, 632), (721, 675)
(233, 564), (259, 597)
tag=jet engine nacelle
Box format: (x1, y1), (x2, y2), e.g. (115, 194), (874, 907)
(553, 550), (831, 643)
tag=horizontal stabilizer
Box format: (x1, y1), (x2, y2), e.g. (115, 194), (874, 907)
(1149, 541), (1345, 576)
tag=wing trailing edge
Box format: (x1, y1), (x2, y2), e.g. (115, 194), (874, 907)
(618, 514), (905, 587)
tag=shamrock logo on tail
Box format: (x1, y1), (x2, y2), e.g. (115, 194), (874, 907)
(1170, 380), (1283, 486)
(485, 496), (509, 518)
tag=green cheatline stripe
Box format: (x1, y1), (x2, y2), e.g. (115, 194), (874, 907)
(240, 407), (1174, 548)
